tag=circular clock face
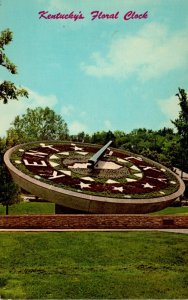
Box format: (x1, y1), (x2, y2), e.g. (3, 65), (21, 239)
(4, 141), (184, 213)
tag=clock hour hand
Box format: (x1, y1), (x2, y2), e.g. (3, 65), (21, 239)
(87, 140), (112, 169)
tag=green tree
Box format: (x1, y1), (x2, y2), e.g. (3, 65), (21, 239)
(104, 130), (115, 144)
(113, 130), (126, 147)
(77, 131), (86, 142)
(172, 88), (188, 172)
(161, 135), (181, 168)
(0, 138), (21, 214)
(91, 130), (115, 145)
(7, 107), (69, 144)
(0, 28), (28, 103)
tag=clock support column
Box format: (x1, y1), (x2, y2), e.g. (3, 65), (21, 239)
(55, 204), (90, 214)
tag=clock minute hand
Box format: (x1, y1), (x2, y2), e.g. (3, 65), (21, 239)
(87, 140), (112, 169)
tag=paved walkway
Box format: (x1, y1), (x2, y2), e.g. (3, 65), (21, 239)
(0, 229), (188, 234)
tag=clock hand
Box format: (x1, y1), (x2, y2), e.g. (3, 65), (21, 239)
(87, 140), (112, 169)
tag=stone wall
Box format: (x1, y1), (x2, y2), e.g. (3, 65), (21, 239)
(0, 215), (188, 229)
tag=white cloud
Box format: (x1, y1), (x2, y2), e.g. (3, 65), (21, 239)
(158, 95), (179, 120)
(104, 119), (113, 130)
(158, 94), (180, 128)
(69, 121), (88, 134)
(26, 88), (58, 107)
(0, 88), (58, 137)
(81, 23), (188, 80)
(61, 105), (74, 116)
(80, 111), (87, 118)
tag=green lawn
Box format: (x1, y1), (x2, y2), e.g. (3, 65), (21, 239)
(0, 232), (187, 299)
(0, 202), (55, 215)
(0, 201), (188, 215)
(151, 206), (188, 215)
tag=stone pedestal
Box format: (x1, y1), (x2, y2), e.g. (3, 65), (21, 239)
(55, 204), (89, 214)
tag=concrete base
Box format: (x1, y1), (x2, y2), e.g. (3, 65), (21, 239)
(55, 204), (90, 214)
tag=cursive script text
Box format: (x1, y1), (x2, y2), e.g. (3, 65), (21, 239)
(38, 11), (85, 21)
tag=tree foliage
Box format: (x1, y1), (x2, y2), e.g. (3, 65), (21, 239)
(0, 138), (21, 214)
(7, 107), (69, 145)
(68, 89), (188, 173)
(0, 28), (28, 103)
(172, 88), (188, 171)
(70, 127), (180, 169)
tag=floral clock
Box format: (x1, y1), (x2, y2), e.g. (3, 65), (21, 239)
(4, 141), (185, 214)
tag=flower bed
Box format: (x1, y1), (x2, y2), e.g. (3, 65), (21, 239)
(10, 142), (180, 200)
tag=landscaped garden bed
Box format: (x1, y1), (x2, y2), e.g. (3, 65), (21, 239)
(10, 141), (180, 199)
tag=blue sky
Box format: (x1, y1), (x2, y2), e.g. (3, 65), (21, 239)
(0, 0), (188, 136)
